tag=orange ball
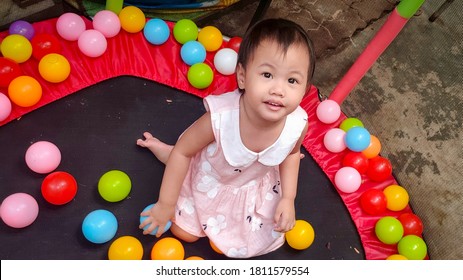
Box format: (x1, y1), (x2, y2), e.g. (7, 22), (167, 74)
(108, 236), (143, 260)
(185, 256), (204, 260)
(151, 237), (185, 260)
(209, 239), (223, 254)
(8, 75), (42, 107)
(197, 26), (223, 52)
(38, 53), (71, 83)
(119, 6), (146, 33)
(362, 135), (381, 159)
(383, 184), (409, 211)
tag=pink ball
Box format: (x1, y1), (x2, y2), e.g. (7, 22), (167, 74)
(78, 29), (107, 58)
(334, 167), (362, 193)
(0, 193), (39, 228)
(56, 12), (86, 41)
(92, 10), (121, 38)
(323, 128), (347, 153)
(25, 141), (61, 174)
(316, 99), (341, 124)
(0, 92), (12, 122)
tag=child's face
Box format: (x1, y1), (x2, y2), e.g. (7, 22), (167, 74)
(237, 40), (310, 123)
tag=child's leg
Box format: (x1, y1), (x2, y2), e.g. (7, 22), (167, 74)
(171, 223), (200, 243)
(136, 132), (173, 164)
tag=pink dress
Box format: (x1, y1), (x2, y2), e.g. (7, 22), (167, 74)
(174, 89), (308, 258)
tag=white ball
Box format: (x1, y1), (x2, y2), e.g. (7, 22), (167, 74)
(213, 48), (237, 75)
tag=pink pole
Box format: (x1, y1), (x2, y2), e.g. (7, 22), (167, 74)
(329, 8), (408, 104)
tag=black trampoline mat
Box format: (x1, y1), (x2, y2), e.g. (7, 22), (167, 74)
(0, 76), (364, 260)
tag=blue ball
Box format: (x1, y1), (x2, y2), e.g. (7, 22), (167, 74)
(140, 203), (172, 235)
(143, 18), (170, 45)
(82, 209), (118, 244)
(345, 126), (371, 152)
(180, 40), (206, 66)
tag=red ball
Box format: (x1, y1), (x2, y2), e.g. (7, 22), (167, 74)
(31, 33), (62, 60)
(226, 36), (242, 53)
(0, 57), (22, 88)
(367, 156), (392, 182)
(359, 188), (387, 215)
(41, 171), (78, 205)
(342, 151), (369, 174)
(398, 213), (424, 236)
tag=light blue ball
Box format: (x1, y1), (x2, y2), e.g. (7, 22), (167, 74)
(82, 209), (118, 244)
(180, 40), (206, 66)
(140, 203), (172, 235)
(345, 126), (371, 152)
(143, 18), (170, 45)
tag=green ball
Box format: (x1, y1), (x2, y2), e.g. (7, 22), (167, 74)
(396, 0), (425, 19)
(173, 19), (198, 44)
(339, 117), (364, 132)
(98, 170), (131, 202)
(398, 235), (427, 260)
(375, 216), (404, 245)
(187, 63), (213, 89)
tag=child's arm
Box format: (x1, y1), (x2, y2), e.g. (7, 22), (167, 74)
(274, 122), (308, 232)
(140, 112), (215, 236)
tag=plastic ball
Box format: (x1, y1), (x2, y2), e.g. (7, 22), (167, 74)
(345, 126), (371, 152)
(41, 171), (78, 205)
(0, 34), (33, 63)
(0, 57), (22, 87)
(9, 20), (35, 40)
(139, 203), (172, 235)
(397, 235), (427, 260)
(375, 216), (404, 245)
(25, 141), (61, 174)
(56, 13), (86, 41)
(362, 135), (381, 159)
(78, 29), (107, 58)
(98, 170), (132, 202)
(367, 156), (393, 182)
(285, 220), (315, 250)
(339, 117), (364, 132)
(226, 36), (242, 53)
(213, 48), (238, 75)
(209, 239), (223, 254)
(323, 128), (346, 153)
(187, 62), (213, 89)
(8, 75), (42, 107)
(151, 237), (185, 260)
(143, 18), (170, 45)
(383, 184), (409, 211)
(108, 236), (143, 260)
(334, 166), (362, 193)
(0, 193), (39, 228)
(185, 256), (204, 260)
(92, 10), (121, 38)
(180, 40), (206, 66)
(31, 33), (62, 60)
(82, 209), (118, 244)
(386, 254), (408, 260)
(119, 6), (146, 33)
(398, 213), (424, 236)
(342, 151), (369, 174)
(316, 99), (341, 124)
(38, 53), (71, 83)
(359, 188), (387, 215)
(173, 19), (198, 44)
(197, 26), (223, 52)
(0, 93), (12, 122)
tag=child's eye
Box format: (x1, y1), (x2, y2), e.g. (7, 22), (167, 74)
(288, 78), (298, 84)
(262, 72), (272, 78)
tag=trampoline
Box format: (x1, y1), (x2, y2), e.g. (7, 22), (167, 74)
(0, 15), (421, 260)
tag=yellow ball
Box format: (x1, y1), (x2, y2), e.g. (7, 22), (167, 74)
(108, 236), (143, 260)
(0, 34), (32, 63)
(151, 237), (185, 260)
(119, 6), (146, 33)
(8, 75), (42, 107)
(197, 26), (223, 52)
(383, 184), (409, 211)
(386, 254), (408, 260)
(285, 220), (315, 250)
(38, 53), (71, 83)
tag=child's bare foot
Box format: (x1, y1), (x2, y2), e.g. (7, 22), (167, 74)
(136, 132), (173, 164)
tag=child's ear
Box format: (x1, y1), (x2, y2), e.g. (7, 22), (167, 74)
(236, 63), (245, 89)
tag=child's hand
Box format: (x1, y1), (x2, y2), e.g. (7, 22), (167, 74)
(139, 201), (175, 237)
(273, 197), (296, 232)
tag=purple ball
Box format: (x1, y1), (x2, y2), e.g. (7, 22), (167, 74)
(9, 20), (35, 40)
